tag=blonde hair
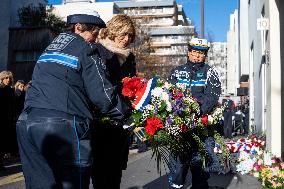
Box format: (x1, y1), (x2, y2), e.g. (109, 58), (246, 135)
(0, 71), (13, 86)
(99, 14), (136, 43)
(14, 80), (25, 91)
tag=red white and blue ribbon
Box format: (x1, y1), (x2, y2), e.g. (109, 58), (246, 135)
(132, 77), (157, 112)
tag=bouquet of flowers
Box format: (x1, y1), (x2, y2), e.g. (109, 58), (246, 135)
(231, 135), (284, 188)
(122, 76), (225, 170)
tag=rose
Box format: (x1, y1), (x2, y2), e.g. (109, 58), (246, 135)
(201, 114), (208, 125)
(180, 124), (188, 133)
(145, 117), (164, 136)
(172, 89), (183, 100)
(122, 77), (144, 98)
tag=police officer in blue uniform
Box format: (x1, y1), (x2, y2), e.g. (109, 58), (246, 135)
(16, 11), (130, 189)
(168, 38), (221, 189)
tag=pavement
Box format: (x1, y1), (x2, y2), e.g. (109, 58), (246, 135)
(121, 150), (262, 189)
(0, 150), (262, 189)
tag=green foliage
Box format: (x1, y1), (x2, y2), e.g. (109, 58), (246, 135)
(214, 131), (230, 158)
(18, 4), (67, 32)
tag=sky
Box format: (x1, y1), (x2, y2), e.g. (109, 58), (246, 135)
(48, 0), (238, 42)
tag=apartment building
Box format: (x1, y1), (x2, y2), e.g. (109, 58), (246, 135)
(207, 42), (227, 95)
(0, 0), (46, 72)
(227, 10), (239, 96)
(115, 0), (195, 77)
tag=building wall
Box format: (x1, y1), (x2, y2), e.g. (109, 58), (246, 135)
(245, 0), (283, 157)
(207, 42), (227, 95)
(266, 0), (283, 157)
(247, 0), (266, 134)
(10, 0), (47, 27)
(0, 0), (10, 71)
(279, 0), (284, 158)
(239, 0), (249, 76)
(227, 10), (239, 95)
(0, 0), (46, 71)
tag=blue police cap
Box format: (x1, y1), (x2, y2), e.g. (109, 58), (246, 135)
(67, 10), (106, 28)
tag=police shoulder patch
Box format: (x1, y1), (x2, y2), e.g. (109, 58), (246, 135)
(46, 33), (76, 51)
(197, 72), (204, 78)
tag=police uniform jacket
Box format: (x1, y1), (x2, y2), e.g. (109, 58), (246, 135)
(168, 60), (221, 114)
(25, 32), (129, 121)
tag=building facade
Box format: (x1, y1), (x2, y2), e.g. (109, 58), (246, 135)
(115, 0), (195, 77)
(227, 9), (239, 96)
(52, 0), (195, 78)
(0, 0), (46, 71)
(207, 42), (227, 95)
(237, 0), (284, 158)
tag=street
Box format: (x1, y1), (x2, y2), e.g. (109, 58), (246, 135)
(0, 149), (262, 189)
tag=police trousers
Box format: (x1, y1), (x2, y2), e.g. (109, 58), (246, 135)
(168, 155), (209, 189)
(168, 137), (218, 189)
(16, 109), (92, 189)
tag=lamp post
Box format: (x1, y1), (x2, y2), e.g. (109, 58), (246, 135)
(201, 0), (204, 38)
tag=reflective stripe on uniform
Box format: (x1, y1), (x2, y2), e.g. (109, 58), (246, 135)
(37, 52), (78, 69)
(177, 79), (206, 86)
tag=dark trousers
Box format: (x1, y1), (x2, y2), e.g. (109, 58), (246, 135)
(168, 156), (209, 189)
(16, 110), (92, 189)
(91, 123), (130, 189)
(223, 110), (233, 138)
(243, 113), (249, 134)
(168, 137), (217, 189)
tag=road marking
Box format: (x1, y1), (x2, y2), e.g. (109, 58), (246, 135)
(0, 172), (24, 186)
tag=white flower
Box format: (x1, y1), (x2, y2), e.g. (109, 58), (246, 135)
(264, 152), (272, 166)
(165, 122), (180, 136)
(238, 151), (251, 161)
(208, 115), (214, 125)
(161, 92), (170, 101)
(151, 87), (164, 98)
(163, 82), (172, 89)
(236, 156), (255, 174)
(253, 172), (259, 178)
(176, 83), (187, 91)
(166, 102), (172, 111)
(145, 104), (155, 111)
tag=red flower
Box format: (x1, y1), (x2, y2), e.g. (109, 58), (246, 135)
(180, 124), (188, 133)
(172, 89), (184, 99)
(122, 77), (145, 98)
(145, 117), (164, 136)
(201, 114), (208, 125)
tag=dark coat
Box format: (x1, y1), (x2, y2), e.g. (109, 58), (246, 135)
(0, 85), (15, 153)
(91, 44), (136, 188)
(168, 60), (221, 114)
(14, 89), (25, 120)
